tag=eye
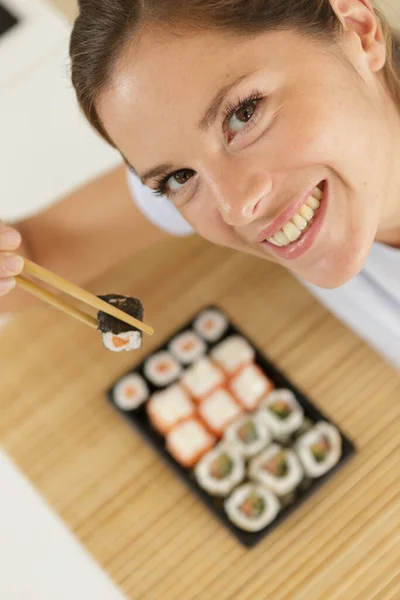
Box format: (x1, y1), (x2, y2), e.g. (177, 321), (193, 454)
(222, 92), (264, 141)
(228, 100), (258, 133)
(153, 168), (195, 197)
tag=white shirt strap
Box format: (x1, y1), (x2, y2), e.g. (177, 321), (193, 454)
(127, 168), (194, 236)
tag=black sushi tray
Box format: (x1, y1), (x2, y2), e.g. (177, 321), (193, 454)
(106, 305), (356, 547)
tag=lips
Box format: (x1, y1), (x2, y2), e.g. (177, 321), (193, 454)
(259, 180), (328, 261)
(256, 182), (324, 244)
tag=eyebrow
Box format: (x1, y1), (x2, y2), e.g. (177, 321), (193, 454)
(198, 72), (251, 132)
(138, 71), (253, 184)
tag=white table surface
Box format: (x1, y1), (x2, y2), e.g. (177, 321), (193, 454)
(0, 1), (125, 598)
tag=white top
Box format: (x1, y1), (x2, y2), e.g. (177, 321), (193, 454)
(128, 170), (400, 371)
(0, 449), (126, 600)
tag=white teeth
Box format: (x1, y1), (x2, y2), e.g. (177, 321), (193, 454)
(267, 236), (283, 246)
(283, 222), (302, 242)
(292, 213), (308, 230)
(306, 196), (320, 210)
(299, 205), (314, 222)
(312, 186), (323, 200)
(265, 185), (322, 248)
(274, 231), (290, 246)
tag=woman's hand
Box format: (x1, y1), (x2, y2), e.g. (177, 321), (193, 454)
(0, 221), (24, 296)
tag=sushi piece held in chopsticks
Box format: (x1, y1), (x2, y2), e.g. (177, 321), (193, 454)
(112, 373), (149, 411)
(168, 330), (206, 365)
(211, 336), (255, 376)
(229, 364), (274, 411)
(97, 294), (144, 352)
(224, 483), (280, 532)
(181, 357), (225, 403)
(147, 384), (195, 435)
(259, 389), (304, 442)
(198, 388), (243, 437)
(194, 443), (245, 496)
(249, 444), (303, 497)
(224, 414), (271, 458)
(166, 418), (216, 468)
(193, 308), (228, 342)
(295, 421), (342, 478)
(144, 351), (182, 387)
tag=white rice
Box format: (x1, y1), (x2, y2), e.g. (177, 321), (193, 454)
(168, 330), (206, 365)
(166, 418), (215, 467)
(147, 385), (195, 433)
(144, 351), (182, 387)
(229, 364), (273, 411)
(194, 443), (245, 496)
(181, 357), (225, 399)
(113, 373), (149, 411)
(295, 421), (342, 478)
(224, 483), (280, 532)
(193, 309), (228, 342)
(259, 389), (304, 441)
(211, 336), (255, 374)
(248, 444), (304, 496)
(102, 330), (142, 352)
(198, 388), (243, 435)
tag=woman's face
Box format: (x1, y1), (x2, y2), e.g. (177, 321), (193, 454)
(99, 23), (400, 288)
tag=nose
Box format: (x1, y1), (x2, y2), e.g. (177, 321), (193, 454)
(207, 164), (273, 228)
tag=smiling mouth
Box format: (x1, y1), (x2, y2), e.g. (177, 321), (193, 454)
(264, 184), (324, 247)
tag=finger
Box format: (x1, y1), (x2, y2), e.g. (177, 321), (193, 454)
(0, 227), (22, 251)
(0, 277), (16, 295)
(0, 254), (24, 277)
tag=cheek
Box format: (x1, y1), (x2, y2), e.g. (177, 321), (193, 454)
(181, 200), (238, 247)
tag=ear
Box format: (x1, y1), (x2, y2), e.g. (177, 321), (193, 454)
(330, 0), (386, 71)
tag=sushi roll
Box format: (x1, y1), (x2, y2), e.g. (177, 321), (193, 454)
(112, 373), (149, 411)
(166, 418), (216, 468)
(144, 351), (181, 387)
(194, 443), (245, 496)
(295, 421), (342, 478)
(229, 364), (274, 411)
(168, 330), (206, 365)
(259, 389), (304, 441)
(193, 308), (228, 342)
(181, 357), (225, 403)
(249, 444), (303, 497)
(224, 483), (280, 532)
(224, 414), (271, 458)
(147, 384), (195, 435)
(210, 336), (255, 376)
(97, 294), (144, 352)
(198, 388), (243, 437)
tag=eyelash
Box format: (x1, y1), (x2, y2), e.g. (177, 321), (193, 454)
(152, 90), (265, 197)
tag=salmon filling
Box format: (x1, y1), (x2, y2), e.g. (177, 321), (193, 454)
(269, 400), (292, 420)
(240, 493), (266, 518)
(210, 453), (234, 479)
(263, 452), (289, 477)
(311, 435), (331, 463)
(237, 420), (258, 444)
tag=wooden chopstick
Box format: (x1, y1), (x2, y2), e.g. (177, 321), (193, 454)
(20, 258), (154, 336)
(16, 275), (98, 329)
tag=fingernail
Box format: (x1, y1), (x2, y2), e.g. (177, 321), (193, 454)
(0, 278), (16, 294)
(3, 254), (24, 274)
(0, 231), (21, 248)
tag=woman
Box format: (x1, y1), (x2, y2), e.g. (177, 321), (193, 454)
(1, 0), (400, 368)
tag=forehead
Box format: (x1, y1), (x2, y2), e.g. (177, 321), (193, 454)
(98, 29), (312, 171)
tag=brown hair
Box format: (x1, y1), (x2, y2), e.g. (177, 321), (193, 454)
(70, 0), (400, 147)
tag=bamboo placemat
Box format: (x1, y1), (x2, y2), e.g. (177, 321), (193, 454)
(0, 236), (399, 600)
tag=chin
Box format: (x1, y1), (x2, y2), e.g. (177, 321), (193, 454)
(298, 241), (373, 289)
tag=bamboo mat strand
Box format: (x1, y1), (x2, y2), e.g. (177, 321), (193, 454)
(0, 236), (399, 600)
